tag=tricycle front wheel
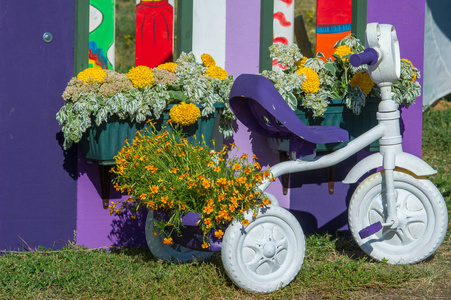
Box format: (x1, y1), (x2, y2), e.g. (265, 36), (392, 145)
(348, 170), (448, 264)
(221, 205), (305, 293)
(145, 211), (213, 263)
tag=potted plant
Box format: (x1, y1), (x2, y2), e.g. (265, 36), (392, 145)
(262, 34), (420, 152)
(56, 52), (236, 162)
(109, 122), (274, 251)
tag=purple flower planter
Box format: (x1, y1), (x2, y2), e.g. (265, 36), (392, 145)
(154, 210), (223, 252)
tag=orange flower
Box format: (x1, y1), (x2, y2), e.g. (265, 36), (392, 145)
(214, 230), (224, 239)
(163, 238), (173, 245)
(150, 185), (159, 194)
(232, 163), (241, 170)
(203, 205), (214, 215)
(201, 242), (210, 249)
(203, 218), (212, 229)
(214, 166), (221, 172)
(242, 219), (250, 226)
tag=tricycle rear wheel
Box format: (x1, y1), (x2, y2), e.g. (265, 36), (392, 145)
(221, 205), (305, 293)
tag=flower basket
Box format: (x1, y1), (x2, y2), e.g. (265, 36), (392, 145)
(153, 210), (222, 252)
(80, 103), (224, 165)
(267, 98), (379, 153)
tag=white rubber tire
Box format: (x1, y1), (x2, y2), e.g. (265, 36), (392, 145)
(145, 211), (213, 263)
(221, 206), (305, 293)
(348, 170), (448, 264)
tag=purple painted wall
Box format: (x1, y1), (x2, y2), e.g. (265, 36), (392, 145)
(0, 1), (78, 250)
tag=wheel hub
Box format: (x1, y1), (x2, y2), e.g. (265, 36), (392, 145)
(262, 243), (276, 258)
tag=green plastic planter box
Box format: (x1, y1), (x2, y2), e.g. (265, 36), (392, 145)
(80, 103), (223, 165)
(267, 98), (380, 153)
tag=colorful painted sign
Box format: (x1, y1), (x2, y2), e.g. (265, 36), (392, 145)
(89, 0), (115, 69)
(316, 0), (352, 58)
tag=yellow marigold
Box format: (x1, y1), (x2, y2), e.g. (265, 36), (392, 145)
(157, 62), (178, 73)
(334, 45), (353, 61)
(126, 65), (154, 88)
(295, 56), (308, 69)
(169, 102), (201, 126)
(205, 65), (229, 80)
(401, 58), (417, 81)
(201, 53), (216, 67)
(77, 68), (107, 83)
(349, 71), (375, 96)
(296, 67), (320, 94)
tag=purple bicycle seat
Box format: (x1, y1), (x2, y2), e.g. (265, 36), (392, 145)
(229, 74), (349, 146)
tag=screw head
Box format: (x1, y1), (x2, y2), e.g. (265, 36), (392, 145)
(43, 32), (53, 43)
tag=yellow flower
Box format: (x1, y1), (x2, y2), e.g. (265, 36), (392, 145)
(76, 68), (107, 83)
(214, 230), (224, 239)
(201, 53), (216, 67)
(169, 102), (201, 126)
(297, 67), (320, 94)
(334, 44), (353, 61)
(126, 65), (154, 88)
(401, 58), (417, 81)
(214, 166), (221, 172)
(349, 71), (375, 96)
(157, 62), (178, 73)
(205, 65), (229, 80)
(295, 56), (308, 69)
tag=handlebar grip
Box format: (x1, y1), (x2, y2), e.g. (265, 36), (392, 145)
(350, 48), (378, 67)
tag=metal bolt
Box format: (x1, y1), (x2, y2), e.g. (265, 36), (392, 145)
(43, 32), (53, 43)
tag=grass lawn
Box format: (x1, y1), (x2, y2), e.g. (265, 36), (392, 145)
(0, 105), (449, 300)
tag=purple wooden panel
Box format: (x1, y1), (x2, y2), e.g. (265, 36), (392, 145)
(76, 155), (146, 248)
(225, 0), (261, 76)
(0, 1), (78, 250)
(367, 0), (425, 157)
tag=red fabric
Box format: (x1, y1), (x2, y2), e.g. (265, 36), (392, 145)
(316, 0), (352, 26)
(135, 0), (173, 67)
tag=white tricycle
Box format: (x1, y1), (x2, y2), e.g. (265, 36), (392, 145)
(144, 23), (448, 293)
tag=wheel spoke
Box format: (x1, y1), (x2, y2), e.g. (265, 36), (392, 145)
(274, 236), (288, 252)
(263, 223), (276, 242)
(395, 227), (416, 245)
(243, 236), (264, 253)
(245, 256), (278, 274)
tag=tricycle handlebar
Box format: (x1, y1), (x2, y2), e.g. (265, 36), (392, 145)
(350, 48), (379, 67)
